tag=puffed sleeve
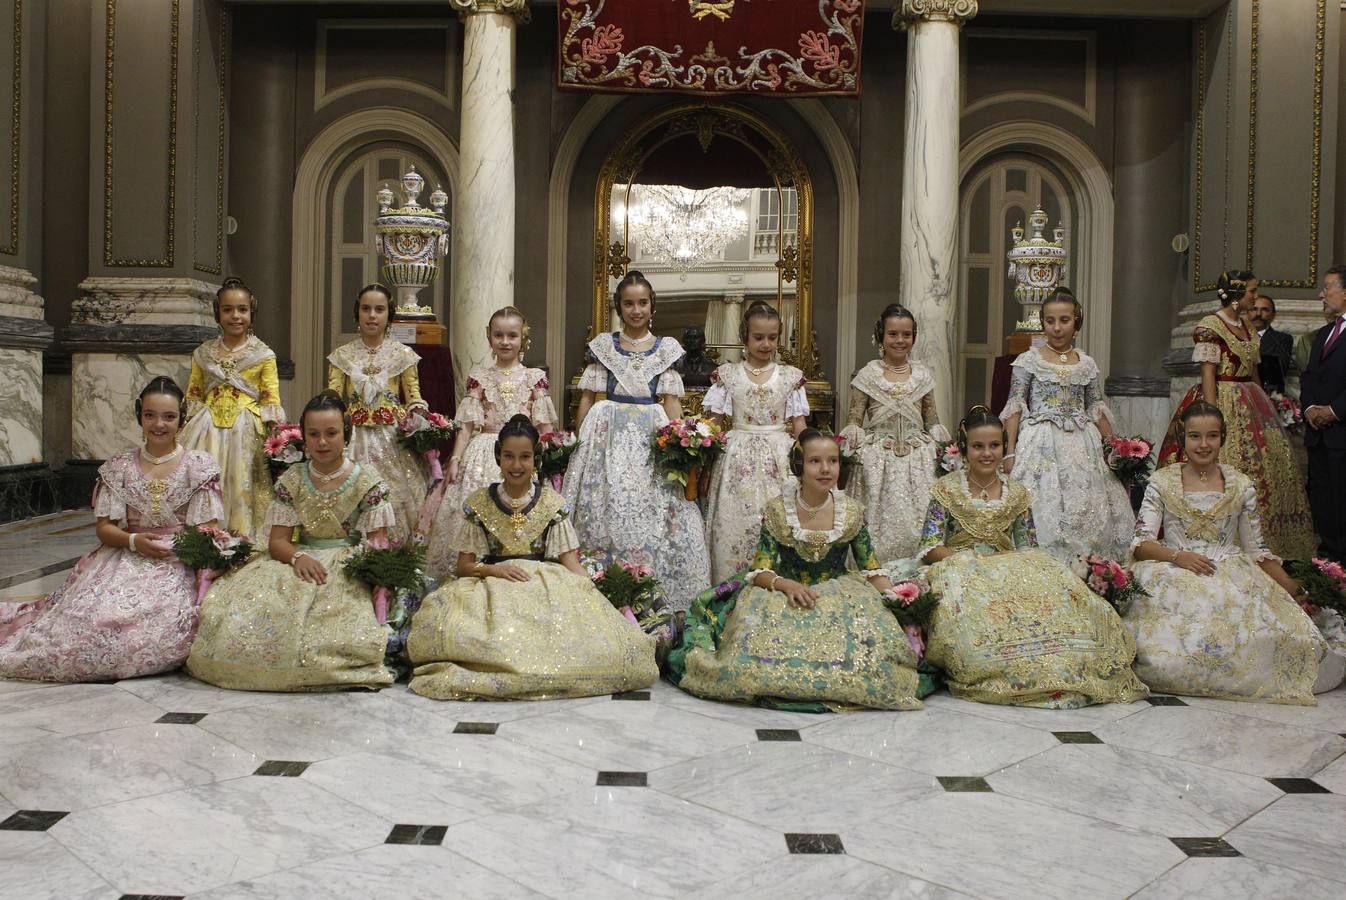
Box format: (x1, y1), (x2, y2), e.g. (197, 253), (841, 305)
(529, 375), (559, 428)
(1235, 481), (1279, 562)
(1011, 507), (1039, 550)
(1084, 373), (1116, 428)
(786, 376), (810, 419)
(849, 525), (883, 574)
(917, 498), (950, 557)
(92, 475), (128, 525)
(451, 506), (491, 558)
(326, 364), (347, 395)
(656, 367), (685, 398)
(263, 478), (301, 529)
(456, 374), (486, 427)
(701, 367), (732, 416)
(1127, 483), (1164, 564)
(355, 481), (397, 534)
(746, 526), (784, 582)
(922, 391), (951, 443)
(1192, 328), (1222, 365)
(185, 360), (207, 420)
(544, 506), (580, 560)
(258, 358), (285, 424)
(577, 363), (607, 393)
(1001, 364), (1031, 421)
(400, 365), (428, 411)
(185, 471), (225, 527)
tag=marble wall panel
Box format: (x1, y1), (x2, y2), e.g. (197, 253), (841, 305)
(0, 347), (43, 466)
(1110, 395), (1174, 449)
(72, 353), (192, 460)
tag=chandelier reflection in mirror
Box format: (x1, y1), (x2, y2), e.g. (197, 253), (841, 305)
(617, 184), (752, 274)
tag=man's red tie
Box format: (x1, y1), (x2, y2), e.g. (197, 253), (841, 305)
(1326, 317), (1345, 355)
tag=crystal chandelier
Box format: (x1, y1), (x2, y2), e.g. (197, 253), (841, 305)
(622, 184), (751, 273)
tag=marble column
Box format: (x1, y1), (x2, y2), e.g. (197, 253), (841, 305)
(449, 0), (526, 391)
(0, 268), (53, 468)
(705, 294), (744, 363)
(894, 1), (977, 425)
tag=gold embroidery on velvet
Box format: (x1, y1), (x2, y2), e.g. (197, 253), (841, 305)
(930, 476), (1031, 553)
(467, 487), (565, 558)
(761, 495), (864, 563)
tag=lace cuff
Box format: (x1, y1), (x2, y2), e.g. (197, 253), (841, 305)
(839, 423), (865, 448)
(259, 404), (286, 424)
(1192, 342), (1222, 364)
(356, 502), (396, 534)
(263, 499), (301, 530)
(545, 517), (580, 559)
(452, 517), (490, 558)
(577, 364), (607, 393)
(1087, 401), (1116, 428)
(656, 368), (685, 398)
(186, 399), (207, 421)
(186, 480), (225, 527)
(785, 385), (810, 419)
(930, 423), (952, 443)
(456, 393), (486, 427)
(530, 393), (560, 429)
(999, 397), (1029, 421)
(702, 382), (732, 416)
(746, 567), (776, 585)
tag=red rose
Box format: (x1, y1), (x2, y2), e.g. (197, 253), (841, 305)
(351, 409), (370, 426)
(373, 408), (396, 425)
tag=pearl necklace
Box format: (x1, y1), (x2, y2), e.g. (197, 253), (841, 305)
(744, 361), (775, 378)
(881, 359), (912, 377)
(310, 460), (350, 486)
(967, 472), (1000, 501)
(1048, 344), (1074, 364)
(796, 490), (832, 515)
(622, 330), (655, 347)
(140, 444), (182, 466)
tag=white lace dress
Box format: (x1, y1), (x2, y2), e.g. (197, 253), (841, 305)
(841, 360), (950, 565)
(702, 362), (809, 583)
(1003, 351), (1134, 563)
(1125, 464), (1346, 704)
(561, 333), (711, 610)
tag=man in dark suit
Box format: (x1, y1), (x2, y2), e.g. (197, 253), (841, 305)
(1302, 265), (1346, 561)
(1250, 294), (1294, 391)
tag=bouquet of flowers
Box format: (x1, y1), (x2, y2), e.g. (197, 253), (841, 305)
(173, 525), (255, 603)
(1103, 435), (1155, 486)
(881, 576), (938, 659)
(342, 538), (428, 625)
(1267, 390), (1304, 431)
(934, 441), (964, 475)
(650, 418), (727, 501)
(1285, 557), (1346, 617)
(263, 423), (305, 481)
(1072, 554), (1147, 613)
(538, 430), (580, 491)
(397, 410), (457, 482)
(587, 557), (675, 639)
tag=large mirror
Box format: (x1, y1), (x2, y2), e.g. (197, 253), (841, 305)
(590, 104), (825, 407)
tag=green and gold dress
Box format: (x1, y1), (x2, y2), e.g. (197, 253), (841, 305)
(186, 462), (398, 692)
(408, 483), (657, 700)
(920, 471), (1149, 708)
(670, 487), (926, 712)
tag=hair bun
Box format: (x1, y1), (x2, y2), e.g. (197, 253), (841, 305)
(506, 413), (532, 429)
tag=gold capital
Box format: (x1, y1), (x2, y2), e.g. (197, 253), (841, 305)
(448, 0), (530, 20)
(893, 0), (978, 29)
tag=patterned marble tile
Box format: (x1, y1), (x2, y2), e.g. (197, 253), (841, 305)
(986, 744), (1284, 836)
(845, 793), (1187, 900)
(0, 832), (118, 900)
(1225, 796), (1346, 884)
(682, 854), (971, 899)
(49, 777), (393, 896)
(0, 684), (166, 737)
(1132, 857), (1346, 899)
(1184, 686), (1346, 735)
(1310, 752), (1346, 794)
(380, 682), (611, 723)
(1096, 707), (1346, 778)
(921, 691), (1152, 731)
(114, 673), (300, 716)
(804, 706), (1058, 777)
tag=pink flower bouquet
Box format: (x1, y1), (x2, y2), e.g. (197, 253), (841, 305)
(1103, 435), (1155, 486)
(263, 423), (304, 481)
(651, 418), (727, 499)
(934, 441), (964, 475)
(1284, 557), (1346, 616)
(173, 525), (256, 603)
(1071, 553), (1147, 613)
(538, 430), (581, 491)
(587, 556), (673, 637)
(1267, 390), (1303, 431)
(397, 411), (457, 482)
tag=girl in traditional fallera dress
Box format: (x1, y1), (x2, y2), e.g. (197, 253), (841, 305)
(187, 392), (400, 692)
(425, 306), (557, 579)
(409, 415), (657, 700)
(1001, 289), (1134, 563)
(326, 283), (428, 543)
(843, 304), (950, 564)
(0, 378), (223, 682)
(919, 407), (1148, 708)
(671, 429), (927, 711)
(563, 270), (711, 609)
(181, 278), (285, 541)
(1128, 402), (1346, 703)
(1158, 270), (1315, 559)
(702, 300), (809, 583)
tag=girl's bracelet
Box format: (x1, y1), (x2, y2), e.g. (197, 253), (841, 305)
(290, 551), (308, 568)
(128, 533), (138, 553)
(769, 575), (784, 592)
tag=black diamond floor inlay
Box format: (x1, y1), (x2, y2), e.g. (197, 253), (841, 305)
(937, 776), (993, 793)
(385, 824), (448, 846)
(254, 760), (311, 777)
(1170, 837), (1241, 858)
(1052, 731), (1103, 744)
(453, 722), (499, 735)
(1266, 777), (1331, 794)
(0, 810), (69, 831)
(118, 895), (185, 900)
(155, 712), (207, 725)
(596, 771), (648, 787)
(756, 729), (802, 742)
(785, 833), (845, 854)
(612, 691), (650, 701)
(1146, 695), (1189, 706)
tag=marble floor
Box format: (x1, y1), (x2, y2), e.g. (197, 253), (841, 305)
(2, 517), (1345, 899)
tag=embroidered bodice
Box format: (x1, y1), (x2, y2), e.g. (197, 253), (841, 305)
(185, 336), (285, 429)
(703, 363), (808, 431)
(1192, 313), (1260, 378)
(326, 339), (426, 426)
(1002, 351), (1112, 431)
(456, 484), (578, 562)
(578, 334), (686, 404)
(748, 488), (882, 585)
(458, 365), (558, 434)
(1132, 464), (1274, 563)
(267, 463), (395, 545)
(93, 450), (223, 532)
(920, 471), (1037, 556)
(843, 360), (949, 455)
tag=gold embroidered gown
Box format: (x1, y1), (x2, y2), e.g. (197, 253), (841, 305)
(1158, 313), (1315, 559)
(182, 335), (286, 540)
(186, 463), (398, 692)
(672, 488), (925, 712)
(327, 338), (429, 543)
(408, 483), (657, 700)
(1125, 464), (1346, 704)
(842, 360), (951, 564)
(921, 472), (1149, 708)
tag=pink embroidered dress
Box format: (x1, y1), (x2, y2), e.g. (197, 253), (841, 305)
(0, 450), (223, 682)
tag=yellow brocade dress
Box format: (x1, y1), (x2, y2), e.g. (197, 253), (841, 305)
(327, 339), (429, 543)
(182, 336), (286, 540)
(921, 472), (1149, 708)
(408, 484), (657, 700)
(186, 463), (398, 692)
